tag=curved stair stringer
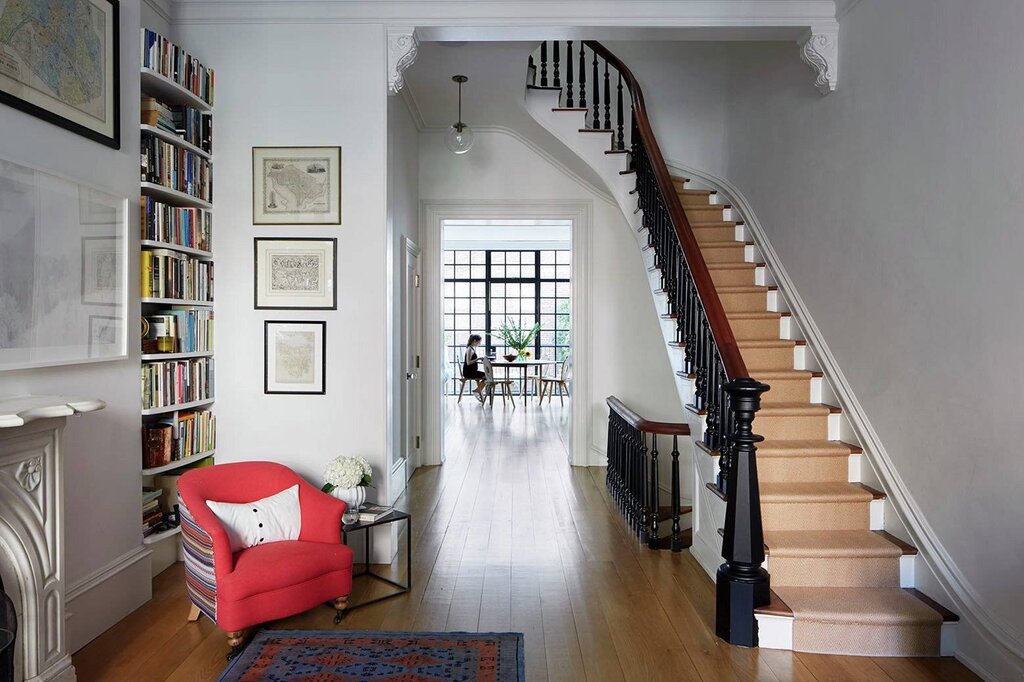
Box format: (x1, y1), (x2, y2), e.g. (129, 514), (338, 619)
(525, 85), (961, 659)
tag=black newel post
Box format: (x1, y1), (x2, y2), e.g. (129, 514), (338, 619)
(716, 377), (770, 647)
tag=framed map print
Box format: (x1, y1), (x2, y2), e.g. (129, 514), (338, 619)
(252, 146), (341, 224)
(264, 321), (326, 394)
(254, 238), (337, 310)
(0, 0), (121, 148)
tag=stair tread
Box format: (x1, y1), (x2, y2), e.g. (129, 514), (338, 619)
(738, 339), (798, 348)
(716, 285), (772, 293)
(772, 587), (948, 625)
(726, 310), (786, 319)
(707, 262), (764, 270)
(690, 221), (737, 227)
(765, 530), (906, 558)
(761, 481), (874, 503)
(757, 439), (857, 455)
(752, 370), (816, 380)
(678, 189), (715, 196)
(759, 402), (835, 416)
(700, 241), (750, 249)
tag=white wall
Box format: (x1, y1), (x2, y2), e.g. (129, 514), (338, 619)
(716, 2), (1024, 676)
(174, 23), (391, 499)
(388, 93), (421, 481)
(0, 0), (151, 651)
(418, 129), (684, 455)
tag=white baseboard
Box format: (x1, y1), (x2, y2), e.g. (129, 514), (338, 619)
(589, 444), (608, 467)
(667, 159), (1023, 681)
(66, 545), (152, 653)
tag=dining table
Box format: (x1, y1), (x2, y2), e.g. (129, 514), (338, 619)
(488, 358), (558, 397)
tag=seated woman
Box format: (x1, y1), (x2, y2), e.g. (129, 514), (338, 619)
(462, 334), (486, 403)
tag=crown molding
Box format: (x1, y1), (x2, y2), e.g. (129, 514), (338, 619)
(798, 25), (839, 94)
(387, 27), (419, 95)
(834, 0), (864, 19)
(143, 0), (173, 24)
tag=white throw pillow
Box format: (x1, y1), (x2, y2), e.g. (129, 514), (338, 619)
(206, 484), (301, 552)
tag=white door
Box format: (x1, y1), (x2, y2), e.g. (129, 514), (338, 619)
(397, 238), (422, 497)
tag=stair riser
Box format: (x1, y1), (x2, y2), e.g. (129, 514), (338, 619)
(767, 556), (900, 588)
(679, 194), (712, 208)
(740, 346), (793, 371)
(757, 455), (847, 483)
(729, 316), (780, 339)
(710, 268), (756, 287)
(757, 377), (811, 403)
(792, 622), (941, 658)
(762, 501), (870, 531)
(700, 245), (747, 264)
(693, 226), (739, 243)
(686, 206), (729, 222)
(719, 291), (768, 313)
(756, 414), (828, 440)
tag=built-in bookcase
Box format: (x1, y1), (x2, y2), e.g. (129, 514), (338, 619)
(139, 29), (216, 565)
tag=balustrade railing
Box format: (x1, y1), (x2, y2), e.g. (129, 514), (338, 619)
(531, 40), (772, 647)
(606, 397), (690, 551)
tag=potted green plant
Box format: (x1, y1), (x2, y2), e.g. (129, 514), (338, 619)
(492, 318), (540, 360)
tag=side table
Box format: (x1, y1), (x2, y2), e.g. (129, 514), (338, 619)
(338, 509), (411, 619)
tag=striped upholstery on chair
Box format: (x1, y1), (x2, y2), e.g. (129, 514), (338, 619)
(180, 497), (217, 621)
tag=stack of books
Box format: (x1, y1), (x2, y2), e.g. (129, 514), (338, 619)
(142, 488), (164, 537)
(144, 310), (214, 354)
(141, 248), (214, 301)
(141, 29), (215, 105)
(142, 96), (175, 132)
(357, 503), (395, 523)
(172, 106), (212, 154)
(141, 356), (215, 410)
(141, 137), (213, 201)
(175, 410), (216, 460)
(140, 197), (212, 251)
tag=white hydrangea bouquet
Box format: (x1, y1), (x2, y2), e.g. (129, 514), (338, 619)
(321, 455), (373, 494)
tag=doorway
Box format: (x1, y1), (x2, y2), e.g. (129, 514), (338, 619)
(395, 237), (421, 501)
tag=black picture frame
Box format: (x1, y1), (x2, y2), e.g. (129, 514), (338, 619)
(251, 146), (342, 225)
(253, 237), (338, 310)
(264, 320), (327, 395)
(0, 0), (121, 149)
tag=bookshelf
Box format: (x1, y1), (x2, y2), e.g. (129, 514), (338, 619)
(140, 29), (216, 565)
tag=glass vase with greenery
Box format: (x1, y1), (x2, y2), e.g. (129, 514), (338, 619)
(493, 318), (540, 358)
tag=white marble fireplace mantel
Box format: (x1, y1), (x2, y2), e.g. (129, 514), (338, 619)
(0, 395), (105, 682)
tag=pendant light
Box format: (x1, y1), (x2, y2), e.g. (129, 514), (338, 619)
(445, 75), (474, 154)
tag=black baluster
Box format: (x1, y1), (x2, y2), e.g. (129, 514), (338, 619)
(592, 50), (600, 128)
(639, 430), (649, 542)
(616, 73), (625, 150)
(540, 42), (548, 87)
(565, 41), (574, 107)
(553, 40), (560, 87)
(648, 434), (660, 549)
(578, 43), (586, 109)
(716, 378), (770, 647)
(670, 435), (682, 552)
(603, 59), (611, 130)
(528, 55), (535, 85)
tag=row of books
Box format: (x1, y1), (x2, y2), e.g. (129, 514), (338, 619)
(143, 488), (165, 536)
(140, 197), (212, 252)
(141, 29), (215, 105)
(142, 410), (216, 469)
(141, 249), (214, 302)
(142, 357), (215, 410)
(142, 136), (213, 202)
(145, 310), (214, 354)
(141, 96), (213, 154)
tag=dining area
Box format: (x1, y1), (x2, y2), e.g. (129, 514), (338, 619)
(455, 354), (571, 407)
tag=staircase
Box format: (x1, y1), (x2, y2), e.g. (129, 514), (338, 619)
(524, 40), (958, 658)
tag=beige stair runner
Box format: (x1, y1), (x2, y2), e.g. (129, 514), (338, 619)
(680, 186), (948, 657)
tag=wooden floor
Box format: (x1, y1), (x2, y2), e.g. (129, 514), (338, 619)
(73, 397), (979, 681)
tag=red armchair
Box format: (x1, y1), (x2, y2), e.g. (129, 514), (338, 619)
(177, 461), (353, 650)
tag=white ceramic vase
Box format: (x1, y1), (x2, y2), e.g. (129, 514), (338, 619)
(332, 485), (366, 511)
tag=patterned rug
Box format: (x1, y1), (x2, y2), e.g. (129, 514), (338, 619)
(218, 630), (525, 681)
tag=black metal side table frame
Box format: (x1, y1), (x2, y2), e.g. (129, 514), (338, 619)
(339, 510), (411, 617)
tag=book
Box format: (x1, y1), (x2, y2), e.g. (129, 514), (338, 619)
(358, 503), (394, 523)
(142, 423), (174, 468)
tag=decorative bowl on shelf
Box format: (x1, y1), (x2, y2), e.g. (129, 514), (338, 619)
(503, 354), (518, 363)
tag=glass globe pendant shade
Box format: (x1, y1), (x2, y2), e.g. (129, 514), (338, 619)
(445, 123), (474, 154)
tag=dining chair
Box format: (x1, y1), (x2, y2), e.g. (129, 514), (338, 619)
(540, 354), (572, 406)
(454, 361), (470, 403)
(481, 358), (515, 407)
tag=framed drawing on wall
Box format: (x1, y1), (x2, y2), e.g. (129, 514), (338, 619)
(81, 236), (122, 305)
(264, 320), (327, 394)
(0, 0), (121, 148)
(254, 238), (337, 310)
(252, 146), (341, 225)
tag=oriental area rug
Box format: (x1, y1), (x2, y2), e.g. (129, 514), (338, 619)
(218, 629), (525, 681)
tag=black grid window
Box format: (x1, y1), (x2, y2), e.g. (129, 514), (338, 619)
(445, 249), (571, 394)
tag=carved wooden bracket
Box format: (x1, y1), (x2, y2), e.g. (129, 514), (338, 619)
(798, 27), (839, 95)
(387, 27), (419, 95)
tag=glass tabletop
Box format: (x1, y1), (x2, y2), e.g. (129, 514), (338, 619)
(342, 509), (410, 531)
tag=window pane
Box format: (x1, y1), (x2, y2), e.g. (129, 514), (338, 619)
(556, 265), (571, 280)
(444, 299), (455, 313)
(471, 282), (485, 298)
(541, 298), (555, 313)
(455, 299), (470, 313)
(557, 250), (571, 264)
(492, 251), (504, 264)
(506, 251), (520, 265)
(471, 250), (486, 264)
(471, 265), (486, 279)
(521, 298), (536, 314)
(444, 265), (455, 280)
(541, 283), (555, 298)
(455, 265), (470, 278)
(444, 282), (455, 297)
(540, 314), (555, 330)
(521, 264), (535, 278)
(521, 283), (535, 298)
(456, 250), (470, 264)
(455, 282), (469, 298)
(504, 265), (520, 279)
(541, 250), (555, 264)
(444, 251), (455, 264)
(471, 314), (486, 330)
(540, 265), (556, 279)
(506, 298), (520, 314)
(491, 265), (505, 279)
(492, 299), (505, 314)
(556, 282), (570, 297)
(491, 283), (505, 297)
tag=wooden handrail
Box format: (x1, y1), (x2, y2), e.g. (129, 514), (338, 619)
(584, 41), (749, 382)
(606, 396), (690, 436)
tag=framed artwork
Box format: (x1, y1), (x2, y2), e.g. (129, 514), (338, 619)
(254, 238), (337, 310)
(0, 157), (128, 370)
(264, 321), (326, 394)
(81, 236), (122, 305)
(252, 146), (341, 225)
(0, 0), (121, 148)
